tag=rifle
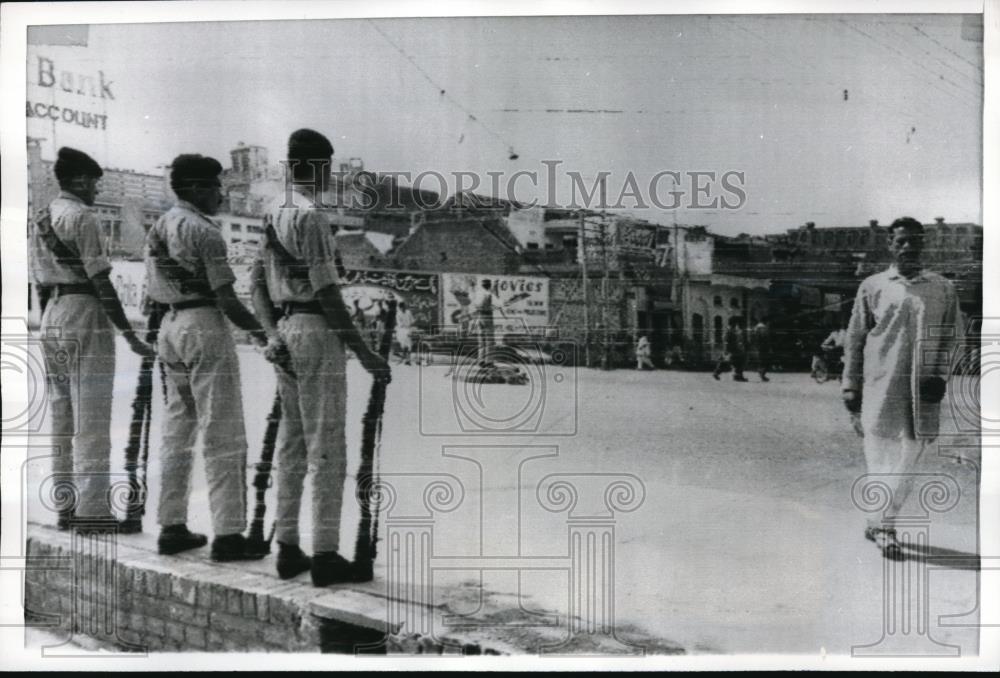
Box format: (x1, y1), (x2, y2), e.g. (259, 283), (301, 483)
(246, 389), (282, 554)
(353, 299), (396, 582)
(245, 290), (295, 556)
(123, 302), (166, 530)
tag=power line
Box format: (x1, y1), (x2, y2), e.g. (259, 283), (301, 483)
(365, 19), (518, 159)
(911, 23), (983, 73)
(722, 15), (980, 121)
(837, 20), (980, 104)
(880, 23), (983, 89)
(713, 16), (926, 126)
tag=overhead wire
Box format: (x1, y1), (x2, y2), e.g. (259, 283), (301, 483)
(836, 19), (981, 104)
(880, 23), (984, 89)
(365, 19), (518, 158)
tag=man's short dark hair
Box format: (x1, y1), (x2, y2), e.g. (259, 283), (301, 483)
(889, 217), (925, 235)
(287, 128), (333, 182)
(54, 147), (103, 185)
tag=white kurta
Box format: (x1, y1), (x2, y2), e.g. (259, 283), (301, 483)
(843, 265), (962, 441)
(844, 265), (962, 526)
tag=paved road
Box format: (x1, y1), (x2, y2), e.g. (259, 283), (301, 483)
(24, 340), (982, 655)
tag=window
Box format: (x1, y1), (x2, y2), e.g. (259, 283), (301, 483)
(526, 242), (539, 250)
(230, 223), (242, 233)
(247, 224), (263, 234)
(730, 297), (740, 309)
(713, 295), (723, 307)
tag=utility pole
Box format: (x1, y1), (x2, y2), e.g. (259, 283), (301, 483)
(600, 217), (609, 370)
(579, 211), (590, 368)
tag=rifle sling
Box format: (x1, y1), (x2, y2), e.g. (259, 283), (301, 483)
(264, 218), (311, 281)
(35, 212), (92, 283)
(148, 230), (215, 298)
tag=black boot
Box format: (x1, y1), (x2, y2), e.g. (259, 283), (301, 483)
(211, 533), (267, 562)
(311, 551), (356, 587)
(119, 514), (143, 535)
(276, 542), (312, 580)
(158, 524), (208, 555)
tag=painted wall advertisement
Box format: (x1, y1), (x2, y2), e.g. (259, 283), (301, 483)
(336, 268), (439, 331)
(441, 273), (549, 335)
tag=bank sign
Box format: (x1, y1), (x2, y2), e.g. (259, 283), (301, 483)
(26, 54), (113, 132)
(441, 273), (549, 335)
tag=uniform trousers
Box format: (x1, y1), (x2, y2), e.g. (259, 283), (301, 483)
(156, 306), (249, 536)
(40, 293), (116, 518)
(273, 313), (348, 553)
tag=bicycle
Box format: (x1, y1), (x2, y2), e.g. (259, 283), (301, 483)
(811, 348), (844, 384)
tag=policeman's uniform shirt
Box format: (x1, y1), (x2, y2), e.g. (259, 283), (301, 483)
(257, 187), (342, 302)
(30, 191), (111, 284)
(145, 200), (236, 303)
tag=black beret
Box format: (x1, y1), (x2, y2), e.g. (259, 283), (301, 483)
(54, 147), (103, 181)
(288, 128), (334, 161)
(170, 154), (223, 190)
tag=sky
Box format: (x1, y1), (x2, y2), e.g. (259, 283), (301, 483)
(25, 14), (984, 236)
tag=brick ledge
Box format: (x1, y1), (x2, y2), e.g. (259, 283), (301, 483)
(23, 521), (683, 655)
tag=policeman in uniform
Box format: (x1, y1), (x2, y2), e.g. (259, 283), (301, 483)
(146, 154), (270, 561)
(251, 129), (390, 585)
(29, 147), (155, 530)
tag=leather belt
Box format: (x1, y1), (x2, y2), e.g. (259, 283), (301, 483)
(281, 300), (323, 316)
(168, 298), (216, 312)
(52, 282), (95, 297)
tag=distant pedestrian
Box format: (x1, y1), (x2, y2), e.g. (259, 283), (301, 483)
(636, 334), (654, 370)
(351, 298), (369, 334)
(751, 318), (772, 382)
(372, 299), (389, 349)
(472, 279), (495, 367)
(843, 217), (962, 560)
(665, 344), (686, 369)
(713, 318), (748, 382)
(395, 301), (415, 365)
(813, 325), (847, 381)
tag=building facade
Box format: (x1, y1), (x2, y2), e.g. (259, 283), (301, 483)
(27, 137), (170, 259)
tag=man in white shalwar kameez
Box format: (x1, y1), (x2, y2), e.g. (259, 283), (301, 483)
(842, 217), (962, 560)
